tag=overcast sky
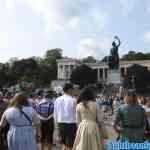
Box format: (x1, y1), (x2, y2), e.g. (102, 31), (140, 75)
(0, 0), (150, 62)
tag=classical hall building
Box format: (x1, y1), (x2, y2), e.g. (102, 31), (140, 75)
(56, 58), (150, 83)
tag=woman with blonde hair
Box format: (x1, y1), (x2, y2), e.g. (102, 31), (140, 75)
(113, 90), (146, 142)
(0, 92), (40, 150)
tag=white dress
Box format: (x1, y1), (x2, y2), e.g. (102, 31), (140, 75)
(0, 106), (39, 150)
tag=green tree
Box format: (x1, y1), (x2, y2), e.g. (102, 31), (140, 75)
(122, 51), (150, 61)
(43, 48), (62, 65)
(101, 56), (108, 62)
(70, 64), (97, 88)
(8, 57), (19, 66)
(31, 56), (43, 65)
(0, 48), (63, 88)
(42, 48), (63, 82)
(123, 64), (150, 92)
(0, 64), (12, 87)
(82, 56), (97, 63)
(10, 58), (38, 83)
(0, 69), (8, 88)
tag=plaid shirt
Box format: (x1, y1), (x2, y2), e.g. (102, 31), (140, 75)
(36, 98), (54, 118)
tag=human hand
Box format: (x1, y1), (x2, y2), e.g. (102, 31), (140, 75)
(36, 132), (42, 141)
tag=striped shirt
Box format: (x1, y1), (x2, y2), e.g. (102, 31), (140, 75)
(36, 98), (54, 119)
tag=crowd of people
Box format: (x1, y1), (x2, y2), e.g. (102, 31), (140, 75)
(0, 83), (150, 150)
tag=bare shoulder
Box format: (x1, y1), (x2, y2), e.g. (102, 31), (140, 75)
(76, 102), (84, 110)
(89, 101), (97, 107)
(4, 107), (18, 117)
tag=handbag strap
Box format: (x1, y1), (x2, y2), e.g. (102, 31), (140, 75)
(20, 110), (32, 125)
(4, 114), (9, 124)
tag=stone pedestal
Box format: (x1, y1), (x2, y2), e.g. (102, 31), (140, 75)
(107, 69), (121, 84)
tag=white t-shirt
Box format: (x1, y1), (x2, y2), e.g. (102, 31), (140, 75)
(54, 94), (76, 123)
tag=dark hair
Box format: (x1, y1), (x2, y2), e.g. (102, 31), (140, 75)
(124, 90), (137, 105)
(78, 86), (96, 108)
(44, 92), (53, 99)
(126, 90), (136, 96)
(63, 83), (73, 93)
(9, 92), (29, 110)
(29, 93), (34, 99)
(140, 96), (147, 105)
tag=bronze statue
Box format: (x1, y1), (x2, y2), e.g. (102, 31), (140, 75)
(108, 36), (121, 69)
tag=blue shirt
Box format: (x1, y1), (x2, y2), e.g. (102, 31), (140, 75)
(36, 98), (54, 118)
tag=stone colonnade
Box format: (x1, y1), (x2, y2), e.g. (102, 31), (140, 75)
(57, 59), (79, 80)
(57, 59), (150, 82)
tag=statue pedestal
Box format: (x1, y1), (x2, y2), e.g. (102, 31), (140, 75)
(107, 69), (122, 85)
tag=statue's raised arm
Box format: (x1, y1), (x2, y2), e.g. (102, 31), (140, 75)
(114, 36), (121, 47)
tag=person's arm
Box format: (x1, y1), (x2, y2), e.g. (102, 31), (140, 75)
(0, 112), (7, 127)
(113, 122), (120, 133)
(32, 110), (41, 127)
(96, 102), (105, 123)
(54, 100), (58, 123)
(113, 108), (122, 133)
(145, 112), (150, 116)
(36, 113), (53, 120)
(96, 102), (108, 139)
(115, 36), (121, 47)
(143, 109), (147, 129)
(117, 39), (121, 47)
(32, 109), (41, 140)
(76, 105), (81, 126)
(54, 100), (59, 130)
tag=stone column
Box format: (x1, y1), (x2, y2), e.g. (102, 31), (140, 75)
(105, 68), (108, 80)
(97, 68), (100, 82)
(103, 68), (105, 81)
(69, 65), (71, 79)
(57, 64), (60, 79)
(124, 67), (127, 76)
(57, 65), (61, 79)
(59, 65), (61, 79)
(62, 65), (65, 80)
(60, 66), (63, 79)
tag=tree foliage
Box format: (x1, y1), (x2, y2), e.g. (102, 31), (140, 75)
(122, 51), (150, 61)
(10, 58), (38, 82)
(82, 56), (97, 63)
(101, 56), (108, 62)
(70, 64), (97, 88)
(0, 49), (62, 88)
(43, 48), (62, 65)
(123, 64), (150, 91)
